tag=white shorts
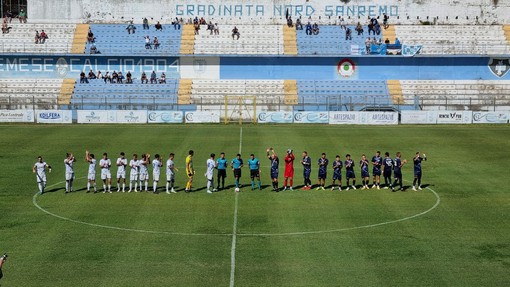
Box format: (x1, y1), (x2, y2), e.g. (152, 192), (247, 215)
(206, 171), (213, 181)
(153, 171), (160, 181)
(88, 172), (96, 181)
(36, 173), (46, 183)
(166, 172), (174, 181)
(139, 173), (148, 181)
(101, 169), (112, 180)
(65, 172), (74, 181)
(130, 172), (138, 181)
(117, 171), (126, 179)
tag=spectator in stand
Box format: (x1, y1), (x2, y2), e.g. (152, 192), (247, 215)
(118, 72), (124, 83)
(80, 71), (89, 84)
(345, 27), (352, 40)
(232, 26), (240, 40)
(159, 72), (166, 84)
(339, 16), (346, 30)
(355, 22), (364, 35)
(5, 10), (13, 23)
(143, 18), (149, 30)
(96, 70), (103, 79)
(153, 37), (160, 49)
(365, 37), (371, 54)
(395, 38), (401, 46)
(368, 22), (375, 35)
(199, 17), (206, 25)
(193, 17), (199, 25)
(287, 16), (293, 28)
(90, 43), (100, 54)
(34, 31), (40, 44)
(383, 13), (389, 29)
(295, 18), (303, 30)
(141, 72), (148, 84)
(87, 29), (95, 43)
(126, 21), (136, 34)
(39, 30), (48, 44)
(18, 9), (27, 23)
(126, 71), (133, 84)
(371, 37), (377, 44)
(213, 23), (219, 35)
(207, 21), (214, 35)
(384, 38), (390, 44)
(305, 22), (312, 35)
(88, 70), (97, 79)
(172, 17), (181, 30)
(1, 18), (11, 34)
(155, 21), (163, 31)
(104, 71), (112, 83)
(374, 22), (381, 35)
(370, 17), (378, 26)
(145, 36), (152, 49)
(150, 71), (157, 84)
(312, 23), (319, 35)
(194, 22), (200, 35)
(112, 71), (119, 83)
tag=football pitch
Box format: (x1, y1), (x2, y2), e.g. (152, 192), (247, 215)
(0, 124), (509, 286)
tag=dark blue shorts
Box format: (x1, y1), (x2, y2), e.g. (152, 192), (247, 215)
(271, 171), (279, 179)
(414, 170), (422, 177)
(303, 169), (311, 178)
(346, 170), (356, 179)
(394, 171), (402, 180)
(318, 169), (327, 179)
(383, 170), (392, 178)
(333, 172), (341, 180)
(373, 169), (381, 176)
(361, 170), (369, 178)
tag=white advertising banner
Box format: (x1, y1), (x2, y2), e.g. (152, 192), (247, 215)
(293, 111), (329, 124)
(401, 111), (436, 124)
(77, 110), (112, 124)
(361, 112), (399, 125)
(147, 111), (184, 123)
(328, 112), (361, 125)
(185, 111), (220, 123)
(472, 111), (509, 124)
(436, 111), (472, 124)
(36, 110), (72, 124)
(115, 110), (147, 124)
(257, 111), (293, 124)
(0, 109), (34, 122)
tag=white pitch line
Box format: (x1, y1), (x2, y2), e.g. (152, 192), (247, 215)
(229, 127), (242, 287)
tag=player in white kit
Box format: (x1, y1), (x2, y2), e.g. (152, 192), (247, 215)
(166, 153), (177, 194)
(139, 154), (150, 192)
(64, 153), (76, 194)
(85, 151), (97, 193)
(100, 153), (112, 193)
(33, 156), (51, 194)
(152, 154), (163, 193)
(206, 153), (217, 194)
(128, 153), (139, 192)
(116, 152), (128, 192)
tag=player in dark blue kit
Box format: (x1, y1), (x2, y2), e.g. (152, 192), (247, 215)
(382, 152), (394, 189)
(371, 151), (382, 189)
(248, 153), (261, 190)
(360, 154), (370, 189)
(316, 153), (328, 190)
(231, 154), (243, 190)
(216, 152), (228, 190)
(267, 148), (279, 192)
(392, 152), (407, 192)
(300, 151), (312, 190)
(345, 154), (356, 190)
(413, 152), (427, 191)
(331, 155), (343, 190)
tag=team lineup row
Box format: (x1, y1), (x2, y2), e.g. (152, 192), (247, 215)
(32, 149), (428, 195)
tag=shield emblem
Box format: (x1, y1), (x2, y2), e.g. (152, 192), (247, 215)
(488, 58), (510, 78)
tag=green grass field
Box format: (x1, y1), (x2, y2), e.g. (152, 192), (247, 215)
(0, 124), (509, 286)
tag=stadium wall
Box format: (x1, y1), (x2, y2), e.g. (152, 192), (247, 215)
(28, 0), (509, 25)
(1, 55), (509, 80)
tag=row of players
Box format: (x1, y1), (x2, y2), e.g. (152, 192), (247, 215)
(32, 149), (428, 195)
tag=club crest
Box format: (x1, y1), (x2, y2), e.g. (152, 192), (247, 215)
(488, 58), (510, 78)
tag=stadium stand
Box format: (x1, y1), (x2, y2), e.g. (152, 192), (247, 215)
(296, 25), (369, 55)
(83, 24), (182, 55)
(0, 23), (75, 54)
(193, 25), (284, 55)
(0, 79), (66, 109)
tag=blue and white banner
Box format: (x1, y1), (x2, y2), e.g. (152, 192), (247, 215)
(436, 110), (472, 124)
(401, 111), (436, 124)
(77, 110), (112, 124)
(293, 111), (329, 124)
(36, 110), (72, 124)
(115, 110), (147, 124)
(361, 112), (398, 125)
(257, 111), (293, 124)
(328, 111), (360, 124)
(402, 44), (422, 57)
(148, 111), (184, 123)
(472, 111), (509, 124)
(0, 109), (34, 123)
(185, 111), (220, 123)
